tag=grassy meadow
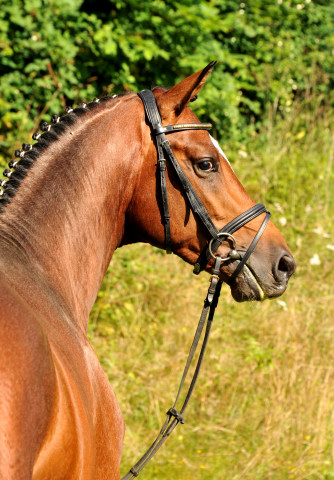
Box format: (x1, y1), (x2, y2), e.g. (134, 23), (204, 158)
(88, 101), (334, 480)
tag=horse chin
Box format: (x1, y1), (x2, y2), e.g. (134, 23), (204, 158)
(227, 264), (266, 302)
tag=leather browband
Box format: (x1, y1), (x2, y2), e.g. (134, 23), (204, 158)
(153, 123), (213, 135)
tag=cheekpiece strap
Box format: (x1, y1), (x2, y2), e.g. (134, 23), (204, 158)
(138, 90), (163, 132)
(138, 90), (213, 254)
(138, 90), (173, 253)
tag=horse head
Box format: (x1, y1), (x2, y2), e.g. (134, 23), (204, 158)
(125, 62), (295, 301)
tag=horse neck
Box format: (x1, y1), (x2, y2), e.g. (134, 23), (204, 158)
(0, 94), (144, 332)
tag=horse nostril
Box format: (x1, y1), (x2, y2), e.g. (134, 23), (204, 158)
(277, 253), (296, 279)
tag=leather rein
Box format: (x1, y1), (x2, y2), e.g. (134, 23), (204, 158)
(121, 90), (271, 479)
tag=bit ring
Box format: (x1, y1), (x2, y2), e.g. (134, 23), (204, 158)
(208, 232), (239, 262)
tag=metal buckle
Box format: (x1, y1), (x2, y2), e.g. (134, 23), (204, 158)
(167, 407), (185, 424)
(208, 232), (240, 262)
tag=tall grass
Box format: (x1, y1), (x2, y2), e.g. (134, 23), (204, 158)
(90, 100), (333, 479)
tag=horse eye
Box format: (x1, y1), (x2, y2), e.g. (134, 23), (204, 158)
(197, 159), (215, 172)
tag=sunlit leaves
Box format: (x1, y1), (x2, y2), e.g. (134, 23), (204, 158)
(0, 0), (333, 163)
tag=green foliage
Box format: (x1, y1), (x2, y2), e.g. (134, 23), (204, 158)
(1, 0), (333, 161)
(1, 1), (334, 478)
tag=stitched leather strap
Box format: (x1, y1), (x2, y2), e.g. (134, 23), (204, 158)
(138, 90), (213, 253)
(138, 90), (172, 252)
(121, 257), (223, 480)
(153, 123), (213, 135)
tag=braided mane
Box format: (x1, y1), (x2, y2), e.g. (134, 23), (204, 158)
(0, 94), (126, 213)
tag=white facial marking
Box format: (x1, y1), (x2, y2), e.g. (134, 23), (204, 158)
(210, 135), (234, 172)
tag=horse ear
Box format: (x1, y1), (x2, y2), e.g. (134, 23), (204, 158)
(157, 61), (216, 122)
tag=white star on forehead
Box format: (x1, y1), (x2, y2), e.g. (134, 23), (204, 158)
(209, 135), (234, 172)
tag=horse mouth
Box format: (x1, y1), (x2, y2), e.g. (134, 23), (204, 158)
(224, 257), (266, 302)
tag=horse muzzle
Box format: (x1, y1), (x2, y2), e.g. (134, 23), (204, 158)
(223, 248), (296, 302)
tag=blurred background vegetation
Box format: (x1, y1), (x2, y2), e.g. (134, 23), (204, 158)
(1, 0), (334, 478)
(1, 0), (333, 153)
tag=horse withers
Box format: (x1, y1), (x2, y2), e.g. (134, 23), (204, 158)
(0, 62), (295, 479)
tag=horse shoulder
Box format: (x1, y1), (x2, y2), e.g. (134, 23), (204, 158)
(0, 281), (56, 479)
(0, 281), (124, 479)
(33, 340), (125, 480)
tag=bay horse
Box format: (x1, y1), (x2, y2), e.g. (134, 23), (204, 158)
(0, 62), (295, 479)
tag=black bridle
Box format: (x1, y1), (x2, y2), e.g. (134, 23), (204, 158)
(121, 90), (271, 479)
(137, 90), (271, 277)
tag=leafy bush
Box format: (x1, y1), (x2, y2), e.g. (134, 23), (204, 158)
(0, 0), (333, 161)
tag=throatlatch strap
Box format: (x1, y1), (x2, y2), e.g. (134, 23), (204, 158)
(138, 90), (213, 253)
